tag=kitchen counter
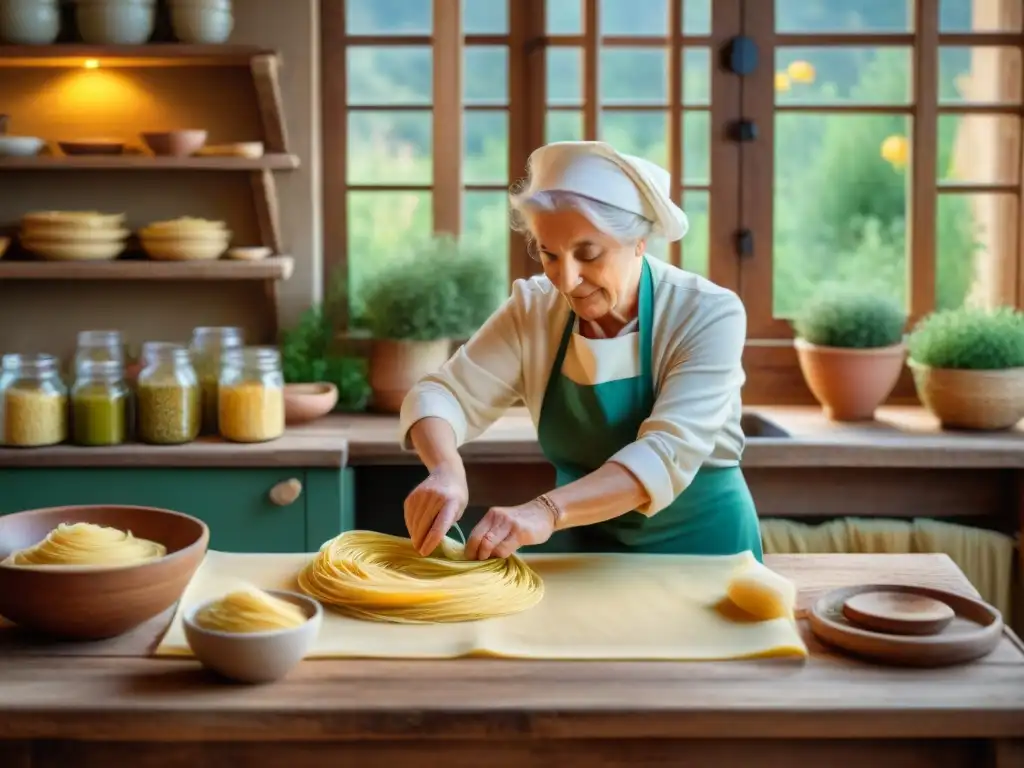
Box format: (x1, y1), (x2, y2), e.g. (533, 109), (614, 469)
(0, 554), (1021, 766)
(0, 406), (1020, 469)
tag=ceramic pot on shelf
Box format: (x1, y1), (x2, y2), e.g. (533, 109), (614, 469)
(169, 0), (233, 44)
(908, 362), (1024, 431)
(0, 0), (61, 44)
(794, 338), (907, 422)
(74, 0), (156, 45)
(369, 338), (451, 414)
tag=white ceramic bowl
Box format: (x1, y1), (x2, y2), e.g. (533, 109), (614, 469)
(0, 136), (45, 157)
(183, 589), (322, 684)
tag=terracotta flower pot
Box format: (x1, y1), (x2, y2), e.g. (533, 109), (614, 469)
(369, 338), (451, 414)
(795, 338), (906, 422)
(908, 361), (1024, 431)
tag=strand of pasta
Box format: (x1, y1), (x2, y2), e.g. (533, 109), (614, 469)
(1, 522), (166, 566)
(296, 530), (544, 624)
(193, 588), (308, 633)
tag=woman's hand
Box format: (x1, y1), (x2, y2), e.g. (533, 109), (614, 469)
(464, 499), (557, 560)
(404, 462), (469, 556)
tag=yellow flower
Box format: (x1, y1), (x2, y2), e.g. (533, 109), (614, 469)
(787, 60), (816, 84)
(774, 72), (791, 92)
(880, 135), (909, 168)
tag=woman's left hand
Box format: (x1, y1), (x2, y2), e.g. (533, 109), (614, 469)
(464, 499), (556, 560)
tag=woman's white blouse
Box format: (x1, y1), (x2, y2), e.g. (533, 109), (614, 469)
(398, 257), (748, 516)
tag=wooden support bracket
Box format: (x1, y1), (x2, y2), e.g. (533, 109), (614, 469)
(250, 169), (283, 255)
(251, 53), (289, 154)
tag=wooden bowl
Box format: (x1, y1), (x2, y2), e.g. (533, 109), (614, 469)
(59, 140), (125, 156)
(0, 505), (209, 640)
(141, 130), (208, 157)
(184, 589), (322, 684)
(284, 382), (339, 425)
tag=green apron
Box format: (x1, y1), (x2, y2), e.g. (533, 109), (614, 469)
(530, 257), (763, 560)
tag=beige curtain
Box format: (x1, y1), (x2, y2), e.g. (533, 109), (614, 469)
(761, 518), (1017, 627)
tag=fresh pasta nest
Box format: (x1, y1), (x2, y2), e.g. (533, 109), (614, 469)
(1, 521), (167, 567)
(193, 588), (308, 634)
(297, 530), (545, 624)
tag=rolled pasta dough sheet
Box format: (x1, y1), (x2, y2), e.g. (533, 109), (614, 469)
(156, 550), (808, 660)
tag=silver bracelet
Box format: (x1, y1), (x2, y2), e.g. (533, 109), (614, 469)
(537, 493), (564, 530)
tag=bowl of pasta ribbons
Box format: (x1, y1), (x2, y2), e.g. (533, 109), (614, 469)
(0, 504), (209, 640)
(184, 588), (322, 684)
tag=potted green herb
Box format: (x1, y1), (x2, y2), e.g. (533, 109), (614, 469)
(792, 285), (907, 421)
(907, 306), (1024, 430)
(361, 235), (503, 413)
(279, 271), (371, 420)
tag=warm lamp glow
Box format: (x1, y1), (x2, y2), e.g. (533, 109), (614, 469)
(83, 59), (100, 69)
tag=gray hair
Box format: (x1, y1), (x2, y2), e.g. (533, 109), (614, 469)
(509, 189), (655, 251)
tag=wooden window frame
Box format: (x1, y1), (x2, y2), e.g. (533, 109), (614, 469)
(321, 0), (1024, 405)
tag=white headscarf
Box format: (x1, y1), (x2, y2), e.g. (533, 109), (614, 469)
(518, 141), (689, 241)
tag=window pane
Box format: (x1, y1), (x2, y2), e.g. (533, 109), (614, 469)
(465, 47), (508, 105)
(939, 47), (1023, 104)
(464, 112), (508, 184)
(464, 0), (508, 34)
(348, 112), (432, 185)
(683, 0), (711, 35)
(935, 193), (1016, 310)
(683, 48), (711, 105)
(601, 49), (667, 105)
(347, 191), (433, 316)
(547, 48), (582, 106)
(773, 112), (910, 317)
(464, 192), (510, 287)
(775, 47), (911, 106)
(939, 114), (1020, 185)
(600, 111), (667, 166)
(775, 0), (910, 33)
(683, 111), (710, 185)
(346, 0), (431, 34)
(347, 47), (432, 105)
(600, 0), (666, 35)
(546, 110), (584, 142)
(940, 0), (1022, 32)
(681, 190), (709, 277)
(548, 0), (581, 33)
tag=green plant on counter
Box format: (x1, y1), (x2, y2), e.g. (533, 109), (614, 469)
(792, 284), (906, 349)
(279, 270), (371, 411)
(907, 306), (1024, 370)
(360, 234), (504, 341)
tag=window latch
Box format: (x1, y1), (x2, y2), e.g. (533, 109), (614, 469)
(722, 36), (758, 76)
(728, 119), (758, 142)
(735, 228), (754, 257)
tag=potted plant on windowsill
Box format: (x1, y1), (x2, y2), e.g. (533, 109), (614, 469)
(906, 306), (1024, 431)
(360, 235), (503, 414)
(792, 285), (907, 421)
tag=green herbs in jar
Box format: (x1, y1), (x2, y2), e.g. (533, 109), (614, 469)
(72, 385), (128, 446)
(3, 387), (67, 447)
(137, 381), (201, 445)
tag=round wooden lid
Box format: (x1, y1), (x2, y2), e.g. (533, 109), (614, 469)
(843, 590), (955, 636)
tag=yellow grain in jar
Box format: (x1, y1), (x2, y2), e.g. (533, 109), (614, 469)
(218, 346), (285, 443)
(0, 353), (68, 448)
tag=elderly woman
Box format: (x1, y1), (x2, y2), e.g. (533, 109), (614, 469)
(399, 141), (761, 562)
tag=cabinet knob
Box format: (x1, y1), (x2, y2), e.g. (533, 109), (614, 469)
(269, 478), (303, 506)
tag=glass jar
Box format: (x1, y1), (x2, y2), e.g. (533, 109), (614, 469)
(218, 346), (285, 443)
(71, 359), (129, 447)
(189, 326), (244, 436)
(74, 330), (125, 373)
(0, 353), (68, 448)
(136, 342), (201, 445)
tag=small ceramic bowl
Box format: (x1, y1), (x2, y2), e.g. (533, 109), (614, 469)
(226, 246), (272, 261)
(284, 382), (339, 425)
(59, 140), (125, 156)
(141, 130), (208, 157)
(183, 590), (322, 684)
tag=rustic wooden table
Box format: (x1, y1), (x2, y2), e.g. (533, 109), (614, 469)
(0, 554), (1022, 767)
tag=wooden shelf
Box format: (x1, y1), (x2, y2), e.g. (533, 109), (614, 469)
(0, 154), (300, 171)
(0, 256), (294, 281)
(0, 44), (276, 68)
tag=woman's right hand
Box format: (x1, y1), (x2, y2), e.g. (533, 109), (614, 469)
(404, 461), (469, 556)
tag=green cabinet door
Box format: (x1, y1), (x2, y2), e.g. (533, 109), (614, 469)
(0, 468), (310, 553)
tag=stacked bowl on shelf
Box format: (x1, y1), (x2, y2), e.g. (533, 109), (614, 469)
(139, 217), (232, 261)
(19, 211), (131, 262)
